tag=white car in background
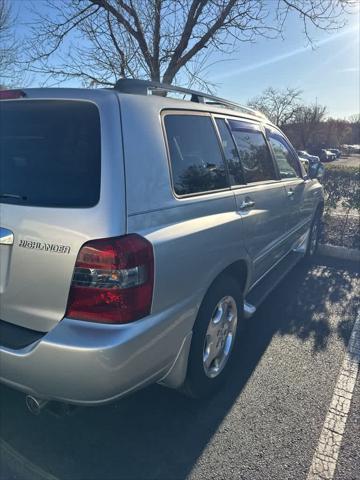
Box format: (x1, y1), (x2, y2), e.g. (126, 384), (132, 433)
(297, 151), (321, 164)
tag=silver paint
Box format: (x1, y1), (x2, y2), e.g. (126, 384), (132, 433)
(0, 88), (324, 404)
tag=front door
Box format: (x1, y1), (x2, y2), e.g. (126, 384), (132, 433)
(266, 128), (310, 248)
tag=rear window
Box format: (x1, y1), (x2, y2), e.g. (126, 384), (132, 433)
(0, 100), (101, 207)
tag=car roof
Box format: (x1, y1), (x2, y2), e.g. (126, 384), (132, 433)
(19, 87), (275, 127)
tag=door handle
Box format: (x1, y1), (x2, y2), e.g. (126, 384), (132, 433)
(287, 189), (295, 198)
(238, 198), (255, 210)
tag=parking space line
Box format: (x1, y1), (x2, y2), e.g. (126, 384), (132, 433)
(307, 311), (360, 480)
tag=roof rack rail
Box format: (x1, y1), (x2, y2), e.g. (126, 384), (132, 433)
(114, 79), (266, 119)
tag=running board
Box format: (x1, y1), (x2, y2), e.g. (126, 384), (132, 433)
(244, 302), (256, 319)
(243, 251), (303, 319)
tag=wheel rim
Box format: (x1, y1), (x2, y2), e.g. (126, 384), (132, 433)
(309, 220), (319, 255)
(202, 296), (238, 378)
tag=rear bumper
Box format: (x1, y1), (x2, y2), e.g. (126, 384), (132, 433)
(0, 301), (195, 405)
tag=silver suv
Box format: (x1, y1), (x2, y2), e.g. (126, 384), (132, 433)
(0, 80), (324, 409)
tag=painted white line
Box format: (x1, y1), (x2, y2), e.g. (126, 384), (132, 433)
(307, 311), (360, 480)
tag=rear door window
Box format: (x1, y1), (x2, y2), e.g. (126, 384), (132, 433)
(228, 119), (277, 184)
(0, 100), (101, 207)
(164, 114), (228, 196)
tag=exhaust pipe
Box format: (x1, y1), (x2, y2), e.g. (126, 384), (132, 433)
(25, 395), (48, 415)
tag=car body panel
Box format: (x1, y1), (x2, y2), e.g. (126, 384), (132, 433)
(0, 89), (126, 332)
(0, 303), (196, 404)
(0, 87), (324, 404)
(232, 182), (290, 282)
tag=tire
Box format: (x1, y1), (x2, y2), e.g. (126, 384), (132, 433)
(305, 210), (321, 258)
(182, 275), (243, 399)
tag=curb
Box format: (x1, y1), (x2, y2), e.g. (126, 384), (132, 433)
(318, 244), (360, 262)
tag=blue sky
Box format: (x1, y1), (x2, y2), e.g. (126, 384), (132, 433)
(15, 1), (360, 119)
(207, 8), (360, 119)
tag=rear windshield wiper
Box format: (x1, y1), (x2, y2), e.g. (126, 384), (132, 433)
(0, 193), (28, 201)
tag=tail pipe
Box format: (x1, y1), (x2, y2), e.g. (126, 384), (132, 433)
(25, 395), (48, 415)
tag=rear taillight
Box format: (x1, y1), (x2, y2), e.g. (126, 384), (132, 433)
(0, 89), (26, 100)
(65, 234), (154, 324)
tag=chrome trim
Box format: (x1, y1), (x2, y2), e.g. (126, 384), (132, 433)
(238, 199), (255, 210)
(0, 228), (14, 245)
(230, 179), (280, 189)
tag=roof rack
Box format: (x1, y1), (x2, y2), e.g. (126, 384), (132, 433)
(114, 79), (266, 119)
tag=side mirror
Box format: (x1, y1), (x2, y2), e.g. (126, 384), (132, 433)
(309, 162), (325, 180)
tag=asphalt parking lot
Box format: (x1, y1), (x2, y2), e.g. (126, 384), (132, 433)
(0, 255), (359, 480)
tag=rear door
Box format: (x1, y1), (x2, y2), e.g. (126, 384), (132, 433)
(215, 117), (290, 284)
(0, 90), (126, 332)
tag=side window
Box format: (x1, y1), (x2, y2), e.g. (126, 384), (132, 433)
(228, 120), (276, 184)
(215, 118), (244, 185)
(164, 115), (228, 195)
(267, 133), (301, 179)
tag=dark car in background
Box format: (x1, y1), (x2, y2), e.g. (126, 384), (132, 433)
(309, 148), (336, 162)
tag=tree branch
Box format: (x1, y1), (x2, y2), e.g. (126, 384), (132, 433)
(152, 0), (162, 79)
(163, 0), (238, 83)
(89, 0), (154, 74)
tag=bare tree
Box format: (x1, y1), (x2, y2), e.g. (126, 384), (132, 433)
(22, 0), (356, 88)
(248, 87), (302, 126)
(319, 118), (352, 148)
(0, 0), (21, 87)
(349, 115), (360, 145)
(348, 114), (360, 124)
(283, 103), (327, 148)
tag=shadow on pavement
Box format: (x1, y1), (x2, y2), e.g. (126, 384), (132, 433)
(0, 255), (358, 480)
(276, 256), (358, 353)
